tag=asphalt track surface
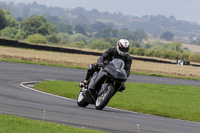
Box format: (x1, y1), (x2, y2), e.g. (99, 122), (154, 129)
(0, 61), (200, 133)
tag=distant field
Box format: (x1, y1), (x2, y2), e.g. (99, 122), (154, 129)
(1, 46), (200, 79)
(147, 35), (200, 53)
(182, 43), (200, 53)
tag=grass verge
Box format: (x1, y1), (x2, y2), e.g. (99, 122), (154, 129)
(0, 114), (106, 133)
(0, 58), (86, 69)
(1, 58), (200, 81)
(34, 80), (200, 122)
(130, 71), (200, 81)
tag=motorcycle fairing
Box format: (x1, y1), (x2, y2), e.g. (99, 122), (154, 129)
(105, 63), (127, 81)
(88, 70), (107, 90)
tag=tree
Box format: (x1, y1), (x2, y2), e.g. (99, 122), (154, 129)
(44, 14), (60, 24)
(72, 7), (86, 16)
(168, 42), (183, 52)
(117, 28), (135, 40)
(74, 25), (87, 36)
(3, 9), (18, 28)
(0, 9), (7, 30)
(160, 31), (174, 41)
(71, 15), (90, 26)
(57, 22), (73, 34)
(134, 29), (147, 42)
(95, 26), (118, 38)
(92, 21), (106, 32)
(0, 9), (18, 30)
(22, 15), (57, 36)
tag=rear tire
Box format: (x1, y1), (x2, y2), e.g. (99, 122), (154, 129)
(95, 85), (115, 110)
(77, 89), (89, 107)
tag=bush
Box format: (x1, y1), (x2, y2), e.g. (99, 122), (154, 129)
(134, 48), (146, 56)
(188, 54), (200, 62)
(104, 38), (119, 47)
(68, 33), (88, 43)
(167, 51), (180, 59)
(75, 41), (85, 48)
(88, 38), (112, 50)
(58, 33), (69, 45)
(145, 49), (155, 57)
(27, 34), (47, 44)
(0, 27), (18, 39)
(66, 41), (85, 48)
(14, 34), (24, 40)
(129, 47), (136, 54)
(47, 33), (60, 44)
(130, 40), (141, 47)
(179, 53), (190, 61)
(154, 50), (164, 58)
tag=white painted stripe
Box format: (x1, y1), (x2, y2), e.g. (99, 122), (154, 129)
(20, 80), (133, 112)
(20, 81), (75, 102)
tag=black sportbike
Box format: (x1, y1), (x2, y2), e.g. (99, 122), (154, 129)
(77, 59), (127, 110)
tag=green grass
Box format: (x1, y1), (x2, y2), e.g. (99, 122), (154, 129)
(0, 114), (106, 133)
(34, 80), (200, 122)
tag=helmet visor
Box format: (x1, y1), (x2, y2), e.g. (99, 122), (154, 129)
(119, 46), (129, 53)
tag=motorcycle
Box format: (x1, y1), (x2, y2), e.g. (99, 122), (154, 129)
(77, 59), (127, 110)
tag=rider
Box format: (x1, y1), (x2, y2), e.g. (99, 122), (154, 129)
(79, 39), (132, 92)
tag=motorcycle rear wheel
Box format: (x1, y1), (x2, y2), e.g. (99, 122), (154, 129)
(95, 85), (115, 110)
(77, 89), (89, 107)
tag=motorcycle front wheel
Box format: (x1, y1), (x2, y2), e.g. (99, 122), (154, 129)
(95, 85), (115, 110)
(77, 89), (89, 107)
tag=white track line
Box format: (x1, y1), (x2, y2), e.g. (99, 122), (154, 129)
(20, 81), (75, 102)
(20, 80), (135, 112)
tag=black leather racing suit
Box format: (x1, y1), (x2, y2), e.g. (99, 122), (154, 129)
(85, 47), (132, 80)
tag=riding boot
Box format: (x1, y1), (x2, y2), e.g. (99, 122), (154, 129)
(79, 79), (88, 88)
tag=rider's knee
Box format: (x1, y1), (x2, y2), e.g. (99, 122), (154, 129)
(88, 63), (98, 72)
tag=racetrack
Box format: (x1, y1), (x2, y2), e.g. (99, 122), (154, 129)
(0, 61), (200, 133)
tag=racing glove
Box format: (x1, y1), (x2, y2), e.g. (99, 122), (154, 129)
(98, 63), (105, 68)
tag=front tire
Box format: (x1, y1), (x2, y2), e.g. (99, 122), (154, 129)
(95, 85), (115, 110)
(77, 89), (89, 107)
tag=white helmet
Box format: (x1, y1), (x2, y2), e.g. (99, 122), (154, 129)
(116, 39), (130, 56)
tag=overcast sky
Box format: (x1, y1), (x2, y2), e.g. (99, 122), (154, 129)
(1, 0), (200, 24)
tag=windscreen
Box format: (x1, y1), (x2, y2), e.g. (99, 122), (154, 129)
(111, 59), (125, 70)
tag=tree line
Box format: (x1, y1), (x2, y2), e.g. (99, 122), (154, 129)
(1, 1), (200, 39)
(129, 41), (200, 62)
(0, 9), (200, 63)
(0, 9), (147, 44)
